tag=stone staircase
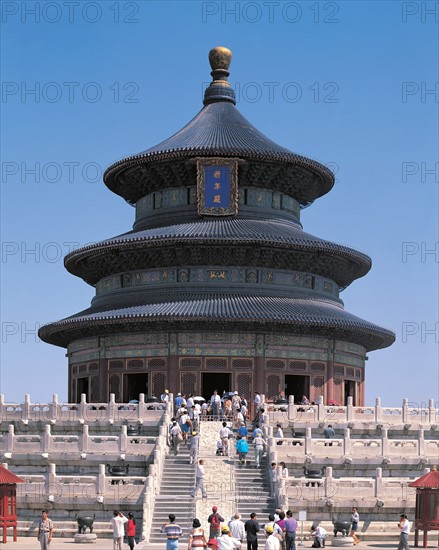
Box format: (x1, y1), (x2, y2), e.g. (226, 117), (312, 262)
(234, 441), (274, 544)
(148, 443), (196, 542)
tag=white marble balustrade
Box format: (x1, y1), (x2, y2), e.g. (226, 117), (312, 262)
(0, 424), (157, 457)
(267, 396), (439, 427)
(0, 393), (166, 424)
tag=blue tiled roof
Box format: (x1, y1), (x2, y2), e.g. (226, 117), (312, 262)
(39, 294), (395, 351)
(65, 218), (371, 277)
(103, 101), (334, 203)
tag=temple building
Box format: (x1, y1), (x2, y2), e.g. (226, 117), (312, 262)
(39, 47), (395, 405)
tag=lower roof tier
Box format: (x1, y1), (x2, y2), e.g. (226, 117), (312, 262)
(39, 294), (395, 351)
(65, 218), (371, 289)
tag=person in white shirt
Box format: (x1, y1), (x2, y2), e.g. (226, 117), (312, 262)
(279, 462), (288, 479)
(264, 515), (283, 537)
(253, 434), (267, 468)
(264, 526), (280, 550)
(311, 525), (327, 548)
(211, 391), (221, 419)
(398, 514), (410, 550)
(161, 390), (170, 403)
(217, 526), (241, 550)
(228, 514), (245, 543)
(275, 424), (284, 445)
(169, 421), (182, 456)
(220, 422), (231, 455)
(110, 510), (128, 550)
(191, 459), (207, 498)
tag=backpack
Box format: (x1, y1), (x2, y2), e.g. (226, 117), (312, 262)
(210, 514), (220, 530)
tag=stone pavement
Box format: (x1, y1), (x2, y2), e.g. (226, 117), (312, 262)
(6, 536), (437, 549)
(194, 420), (236, 534)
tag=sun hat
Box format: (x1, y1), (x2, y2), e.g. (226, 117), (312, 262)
(265, 526), (274, 533)
(221, 526), (230, 533)
(207, 540), (219, 547)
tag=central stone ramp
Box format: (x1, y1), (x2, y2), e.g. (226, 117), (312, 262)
(149, 443), (195, 543)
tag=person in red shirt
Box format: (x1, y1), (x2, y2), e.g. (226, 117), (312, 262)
(126, 512), (136, 550)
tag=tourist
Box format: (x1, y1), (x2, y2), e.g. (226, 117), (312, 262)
(216, 439), (224, 456)
(245, 513), (260, 550)
(170, 421), (182, 456)
(188, 518), (208, 550)
(397, 514), (410, 550)
(276, 511), (285, 530)
(252, 424), (262, 439)
(275, 424), (284, 445)
(232, 391), (241, 411)
(299, 395), (310, 405)
(236, 435), (249, 465)
(269, 462), (277, 499)
(228, 513), (245, 542)
(282, 510), (297, 550)
(208, 506), (225, 539)
(187, 394), (195, 414)
(264, 515), (283, 538)
(193, 403), (201, 430)
(276, 512), (286, 550)
(191, 459), (207, 499)
(179, 409), (191, 446)
(37, 510), (53, 550)
(259, 408), (267, 428)
(311, 525), (327, 548)
(350, 507), (360, 545)
(323, 424), (335, 446)
(254, 393), (262, 416)
(189, 430), (200, 464)
(175, 392), (184, 408)
(161, 389), (170, 403)
(264, 525), (280, 550)
(224, 397), (233, 419)
(241, 401), (248, 419)
(126, 512), (136, 550)
(238, 423), (249, 438)
(279, 462), (288, 479)
(253, 432), (267, 468)
(202, 401), (209, 417)
(161, 514), (183, 550)
(217, 525), (241, 549)
(211, 390), (221, 419)
(110, 510), (128, 550)
(220, 421), (232, 456)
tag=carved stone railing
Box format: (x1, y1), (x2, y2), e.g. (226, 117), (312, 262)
(265, 427), (438, 464)
(0, 393), (166, 424)
(0, 424), (156, 458)
(283, 466), (422, 509)
(267, 396), (438, 427)
(141, 399), (172, 543)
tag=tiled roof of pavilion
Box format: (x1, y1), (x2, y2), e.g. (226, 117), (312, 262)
(104, 47), (334, 205)
(65, 218), (371, 287)
(39, 295), (395, 351)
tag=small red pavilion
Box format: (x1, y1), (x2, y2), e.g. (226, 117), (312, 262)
(0, 465), (24, 543)
(409, 466), (439, 548)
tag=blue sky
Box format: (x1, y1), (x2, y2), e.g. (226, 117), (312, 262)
(1, 1), (438, 406)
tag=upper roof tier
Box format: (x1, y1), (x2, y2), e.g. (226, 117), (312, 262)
(104, 47), (334, 206)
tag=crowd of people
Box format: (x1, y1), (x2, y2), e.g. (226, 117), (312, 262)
(160, 508), (412, 550)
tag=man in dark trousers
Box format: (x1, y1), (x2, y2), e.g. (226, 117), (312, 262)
(245, 512), (260, 550)
(283, 510), (298, 550)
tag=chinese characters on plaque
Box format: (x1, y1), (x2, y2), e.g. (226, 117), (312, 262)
(196, 158), (239, 216)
